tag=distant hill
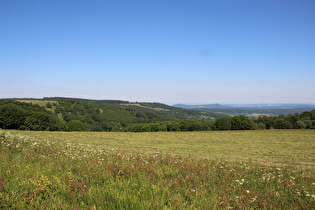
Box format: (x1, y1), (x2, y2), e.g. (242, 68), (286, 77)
(42, 97), (227, 120)
(173, 103), (315, 117)
(174, 103), (228, 109)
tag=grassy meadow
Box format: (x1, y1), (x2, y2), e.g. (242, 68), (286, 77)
(1, 129), (314, 209)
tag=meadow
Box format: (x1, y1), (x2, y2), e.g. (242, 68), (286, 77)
(1, 129), (314, 209)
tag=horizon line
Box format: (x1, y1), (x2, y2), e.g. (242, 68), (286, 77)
(1, 96), (314, 106)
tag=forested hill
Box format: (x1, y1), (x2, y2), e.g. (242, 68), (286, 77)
(0, 98), (226, 131)
(1, 98), (315, 132)
(43, 97), (226, 120)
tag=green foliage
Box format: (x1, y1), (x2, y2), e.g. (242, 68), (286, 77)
(231, 115), (253, 130)
(0, 103), (26, 129)
(294, 120), (307, 129)
(45, 102), (52, 108)
(257, 122), (266, 130)
(215, 116), (232, 130)
(253, 110), (315, 130)
(0, 100), (60, 131)
(2, 98), (315, 132)
(67, 120), (84, 131)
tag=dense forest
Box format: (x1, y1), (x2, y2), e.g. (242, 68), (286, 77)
(0, 99), (314, 132)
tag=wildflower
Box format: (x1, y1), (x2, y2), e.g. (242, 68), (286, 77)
(246, 190), (250, 194)
(305, 194), (310, 197)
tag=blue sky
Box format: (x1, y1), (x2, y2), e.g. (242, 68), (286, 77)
(1, 0), (314, 104)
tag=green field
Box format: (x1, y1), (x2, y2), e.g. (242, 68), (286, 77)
(1, 129), (314, 209)
(8, 129), (315, 169)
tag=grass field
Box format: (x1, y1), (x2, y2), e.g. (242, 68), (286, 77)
(1, 129), (314, 209)
(8, 129), (315, 169)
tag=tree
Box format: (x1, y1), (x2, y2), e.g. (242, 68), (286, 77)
(46, 102), (52, 108)
(67, 120), (84, 131)
(157, 123), (167, 132)
(294, 120), (306, 129)
(141, 124), (151, 132)
(215, 117), (232, 130)
(0, 104), (26, 129)
(179, 120), (191, 131)
(166, 121), (181, 131)
(231, 115), (252, 130)
(286, 113), (299, 125)
(303, 120), (313, 129)
(274, 119), (292, 129)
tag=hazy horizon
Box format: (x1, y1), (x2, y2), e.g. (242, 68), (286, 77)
(1, 96), (315, 107)
(1, 0), (315, 104)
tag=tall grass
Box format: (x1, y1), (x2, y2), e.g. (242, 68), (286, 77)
(0, 130), (314, 209)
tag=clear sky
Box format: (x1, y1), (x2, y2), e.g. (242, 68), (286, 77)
(1, 0), (314, 104)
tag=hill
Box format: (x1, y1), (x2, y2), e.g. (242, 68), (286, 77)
(174, 103), (315, 117)
(0, 98), (226, 132)
(43, 97), (227, 120)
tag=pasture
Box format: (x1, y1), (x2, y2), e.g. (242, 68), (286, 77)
(1, 129), (314, 209)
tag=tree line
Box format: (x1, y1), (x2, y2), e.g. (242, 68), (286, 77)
(0, 100), (60, 131)
(0, 99), (314, 132)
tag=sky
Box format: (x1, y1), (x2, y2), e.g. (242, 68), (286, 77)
(1, 0), (315, 104)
